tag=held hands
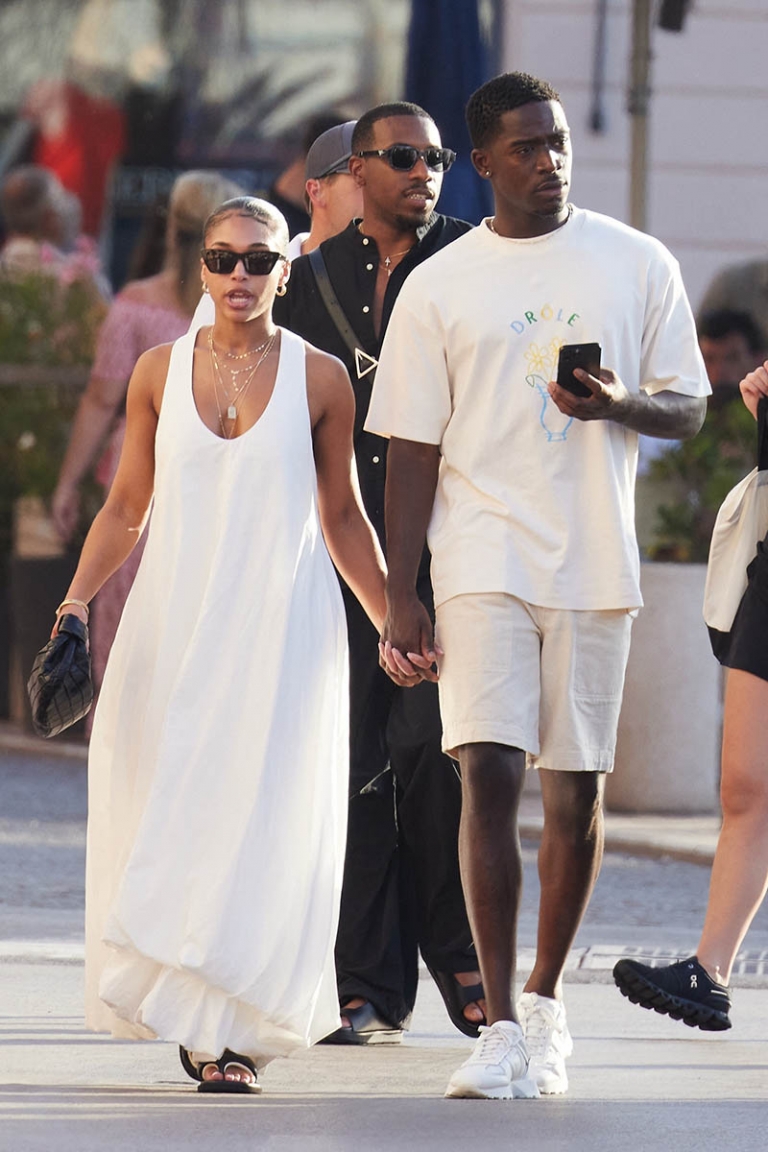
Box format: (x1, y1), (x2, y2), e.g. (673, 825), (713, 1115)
(548, 366), (630, 422)
(740, 360), (768, 420)
(378, 594), (443, 687)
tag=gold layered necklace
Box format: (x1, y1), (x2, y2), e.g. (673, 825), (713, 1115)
(213, 335), (273, 360)
(208, 329), (277, 438)
(210, 334), (273, 387)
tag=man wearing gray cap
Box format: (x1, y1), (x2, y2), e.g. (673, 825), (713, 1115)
(286, 121), (363, 260)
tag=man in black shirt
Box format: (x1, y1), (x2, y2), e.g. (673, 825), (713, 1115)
(273, 102), (483, 1043)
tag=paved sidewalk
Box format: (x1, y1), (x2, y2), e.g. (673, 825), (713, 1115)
(522, 795), (721, 866)
(4, 722), (768, 1150)
(1, 959), (767, 1151)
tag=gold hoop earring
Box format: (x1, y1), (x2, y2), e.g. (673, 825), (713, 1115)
(202, 282), (210, 294)
(276, 284), (287, 296)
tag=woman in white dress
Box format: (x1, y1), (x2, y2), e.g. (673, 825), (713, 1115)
(51, 197), (395, 1094)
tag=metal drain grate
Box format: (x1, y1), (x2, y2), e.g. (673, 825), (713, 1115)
(578, 945), (768, 975)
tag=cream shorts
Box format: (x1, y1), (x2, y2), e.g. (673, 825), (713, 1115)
(435, 592), (634, 772)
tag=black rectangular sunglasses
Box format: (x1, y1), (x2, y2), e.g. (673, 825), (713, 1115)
(201, 248), (286, 275)
(355, 145), (456, 173)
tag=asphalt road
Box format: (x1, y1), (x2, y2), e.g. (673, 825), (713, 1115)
(3, 746), (768, 955)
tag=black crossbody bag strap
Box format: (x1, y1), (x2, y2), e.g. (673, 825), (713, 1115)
(308, 247), (365, 361)
(306, 246), (377, 435)
(758, 395), (768, 472)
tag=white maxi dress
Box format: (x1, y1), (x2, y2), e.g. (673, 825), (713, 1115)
(84, 327), (349, 1067)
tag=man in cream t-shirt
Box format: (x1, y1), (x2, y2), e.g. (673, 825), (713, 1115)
(366, 71), (709, 1101)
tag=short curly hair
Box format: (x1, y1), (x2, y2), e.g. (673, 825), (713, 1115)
(466, 72), (561, 150)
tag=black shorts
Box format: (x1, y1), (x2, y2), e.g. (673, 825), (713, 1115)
(709, 537), (768, 683)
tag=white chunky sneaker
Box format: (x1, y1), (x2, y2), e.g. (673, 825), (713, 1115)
(517, 992), (573, 1095)
(444, 1021), (540, 1100)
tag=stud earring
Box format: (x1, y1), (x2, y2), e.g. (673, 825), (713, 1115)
(485, 170), (491, 178)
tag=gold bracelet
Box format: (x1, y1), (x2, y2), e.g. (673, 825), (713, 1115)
(55, 598), (90, 619)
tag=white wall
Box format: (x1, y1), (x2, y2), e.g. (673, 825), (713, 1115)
(500, 0), (768, 309)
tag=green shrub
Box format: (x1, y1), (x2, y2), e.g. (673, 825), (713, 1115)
(0, 256), (107, 556)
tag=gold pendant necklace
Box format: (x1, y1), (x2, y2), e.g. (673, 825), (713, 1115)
(208, 330), (277, 436)
(211, 334), (273, 390)
(382, 247), (413, 276)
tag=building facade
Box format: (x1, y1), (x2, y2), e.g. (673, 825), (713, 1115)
(499, 0), (768, 308)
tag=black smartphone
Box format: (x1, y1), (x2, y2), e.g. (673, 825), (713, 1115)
(556, 342), (601, 398)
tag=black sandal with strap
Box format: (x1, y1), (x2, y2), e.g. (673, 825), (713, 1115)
(179, 1046), (211, 1082)
(319, 1000), (402, 1046)
(427, 968), (487, 1038)
(179, 1046), (261, 1094)
(198, 1049), (260, 1095)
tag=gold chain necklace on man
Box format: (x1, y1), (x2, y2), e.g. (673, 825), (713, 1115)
(208, 329), (277, 438)
(382, 247), (413, 276)
(357, 223), (414, 277)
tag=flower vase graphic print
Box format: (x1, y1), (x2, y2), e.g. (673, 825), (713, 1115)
(525, 337), (572, 442)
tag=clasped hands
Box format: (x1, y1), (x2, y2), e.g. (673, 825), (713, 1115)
(378, 596), (442, 688)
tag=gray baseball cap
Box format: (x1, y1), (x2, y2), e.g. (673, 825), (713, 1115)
(305, 120), (357, 180)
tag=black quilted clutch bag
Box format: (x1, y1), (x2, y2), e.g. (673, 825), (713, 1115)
(26, 613), (94, 738)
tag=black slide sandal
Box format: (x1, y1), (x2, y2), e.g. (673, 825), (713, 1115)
(198, 1049), (261, 1095)
(427, 968), (486, 1038)
(319, 1000), (402, 1045)
(179, 1046), (213, 1082)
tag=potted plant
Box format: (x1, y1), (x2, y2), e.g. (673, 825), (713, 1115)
(608, 398), (753, 814)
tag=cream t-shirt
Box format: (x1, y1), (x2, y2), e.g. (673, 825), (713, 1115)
(365, 207), (710, 612)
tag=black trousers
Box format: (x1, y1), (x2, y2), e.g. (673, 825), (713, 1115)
(336, 589), (477, 1028)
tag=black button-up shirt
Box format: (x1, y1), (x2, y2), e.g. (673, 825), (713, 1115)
(272, 214), (471, 551)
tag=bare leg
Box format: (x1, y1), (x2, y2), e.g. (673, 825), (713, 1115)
(457, 742), (526, 1024)
(524, 770), (606, 1001)
(697, 669), (768, 984)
